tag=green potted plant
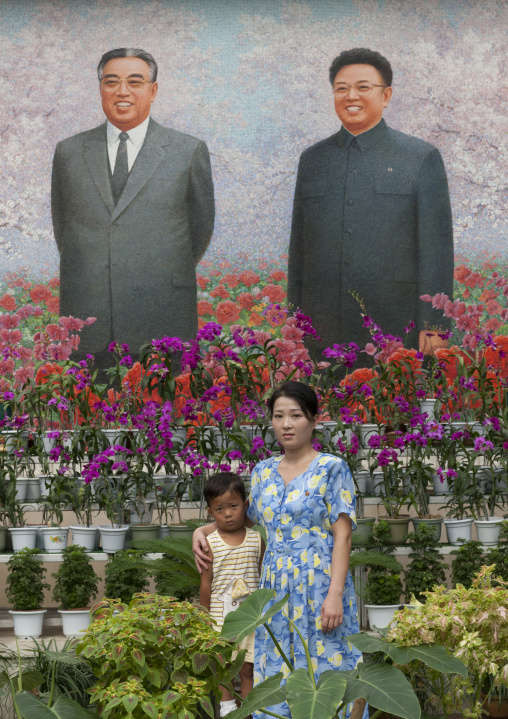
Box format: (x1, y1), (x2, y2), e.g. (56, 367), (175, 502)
(77, 593), (241, 719)
(388, 565), (508, 719)
(6, 548), (50, 638)
(451, 540), (485, 589)
(487, 520), (508, 582)
(363, 520), (404, 629)
(403, 523), (447, 603)
(52, 545), (99, 637)
(130, 534), (201, 601)
(104, 550), (149, 604)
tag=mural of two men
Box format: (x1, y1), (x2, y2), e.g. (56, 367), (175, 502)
(52, 47), (453, 364)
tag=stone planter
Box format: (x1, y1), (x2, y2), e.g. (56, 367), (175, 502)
(58, 609), (91, 637)
(130, 523), (161, 542)
(8, 527), (38, 552)
(40, 526), (69, 553)
(168, 524), (195, 541)
(70, 525), (98, 552)
(98, 524), (129, 553)
(14, 478), (30, 502)
(474, 517), (504, 546)
(443, 517), (473, 545)
(24, 478), (41, 501)
(412, 516), (443, 543)
(158, 524), (171, 539)
(380, 516), (411, 545)
(352, 517), (375, 547)
(9, 609), (47, 638)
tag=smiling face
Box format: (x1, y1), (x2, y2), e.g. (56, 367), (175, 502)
(271, 396), (318, 452)
(333, 63), (392, 135)
(207, 490), (248, 533)
(100, 56), (158, 131)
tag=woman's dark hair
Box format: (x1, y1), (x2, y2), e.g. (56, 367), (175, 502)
(267, 381), (318, 421)
(329, 48), (393, 87)
(204, 472), (246, 506)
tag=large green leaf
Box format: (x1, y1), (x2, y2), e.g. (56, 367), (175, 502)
(285, 668), (347, 719)
(220, 589), (289, 642)
(348, 634), (467, 677)
(226, 673), (286, 719)
(342, 663), (420, 719)
(15, 693), (99, 719)
(0, 670), (43, 690)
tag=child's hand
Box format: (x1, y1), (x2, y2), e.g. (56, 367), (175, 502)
(193, 527), (213, 573)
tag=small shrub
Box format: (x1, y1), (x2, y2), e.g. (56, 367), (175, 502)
(404, 523), (447, 603)
(6, 548), (50, 611)
(364, 521), (403, 605)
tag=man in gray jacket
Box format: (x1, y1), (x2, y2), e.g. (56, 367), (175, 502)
(52, 48), (214, 371)
(288, 48), (453, 358)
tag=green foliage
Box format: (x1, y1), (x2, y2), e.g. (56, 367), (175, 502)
(6, 549), (50, 611)
(52, 546), (99, 609)
(130, 535), (200, 601)
(364, 521), (403, 606)
(103, 551), (149, 605)
(451, 541), (485, 589)
(487, 520), (508, 582)
(388, 566), (508, 719)
(77, 593), (240, 719)
(404, 524), (447, 603)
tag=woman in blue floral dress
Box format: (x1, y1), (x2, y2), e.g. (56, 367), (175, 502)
(194, 381), (367, 719)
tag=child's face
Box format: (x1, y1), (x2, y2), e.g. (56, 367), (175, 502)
(207, 490), (248, 532)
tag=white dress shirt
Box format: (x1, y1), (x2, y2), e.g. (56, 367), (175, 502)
(106, 116), (150, 172)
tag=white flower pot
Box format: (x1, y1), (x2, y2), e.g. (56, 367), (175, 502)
(353, 470), (369, 495)
(98, 524), (129, 553)
(41, 526), (69, 553)
(58, 609), (91, 637)
(24, 478), (41, 501)
(365, 604), (405, 630)
(9, 609), (46, 638)
(39, 476), (52, 497)
(474, 517), (504, 545)
(443, 517), (473, 545)
(8, 527), (38, 552)
(42, 431), (73, 454)
(420, 398), (437, 422)
(359, 423), (379, 449)
(70, 525), (98, 552)
(432, 472), (452, 495)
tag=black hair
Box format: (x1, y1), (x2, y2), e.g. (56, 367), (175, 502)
(267, 380), (318, 421)
(97, 48), (158, 82)
(204, 472), (246, 506)
(329, 48), (393, 87)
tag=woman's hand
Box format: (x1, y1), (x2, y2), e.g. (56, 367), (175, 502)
(192, 526), (213, 573)
(320, 592), (343, 633)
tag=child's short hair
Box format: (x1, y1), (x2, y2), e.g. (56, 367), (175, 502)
(204, 472), (247, 506)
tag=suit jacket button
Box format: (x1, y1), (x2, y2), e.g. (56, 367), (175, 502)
(347, 199), (354, 206)
(344, 260), (351, 266)
(113, 221), (120, 227)
(105, 264), (110, 269)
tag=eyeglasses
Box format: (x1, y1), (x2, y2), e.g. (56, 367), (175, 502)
(332, 81), (387, 96)
(100, 77), (152, 92)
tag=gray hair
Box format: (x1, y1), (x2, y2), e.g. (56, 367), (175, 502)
(97, 48), (158, 82)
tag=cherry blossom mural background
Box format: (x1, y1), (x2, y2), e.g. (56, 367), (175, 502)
(0, 0), (506, 277)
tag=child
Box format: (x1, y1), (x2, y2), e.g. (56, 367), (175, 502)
(199, 472), (265, 718)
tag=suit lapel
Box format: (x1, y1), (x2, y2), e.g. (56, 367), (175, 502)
(82, 125), (115, 215)
(111, 119), (170, 222)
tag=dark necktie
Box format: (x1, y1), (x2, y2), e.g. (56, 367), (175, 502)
(111, 131), (129, 204)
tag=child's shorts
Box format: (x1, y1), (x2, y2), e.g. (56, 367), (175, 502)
(233, 631), (254, 664)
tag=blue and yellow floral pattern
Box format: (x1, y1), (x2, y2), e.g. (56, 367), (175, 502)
(247, 453), (367, 719)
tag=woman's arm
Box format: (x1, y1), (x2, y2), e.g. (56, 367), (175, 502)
(320, 513), (352, 633)
(199, 540), (213, 610)
(193, 522), (217, 573)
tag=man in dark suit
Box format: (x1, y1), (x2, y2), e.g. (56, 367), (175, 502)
(288, 48), (453, 358)
(52, 48), (214, 372)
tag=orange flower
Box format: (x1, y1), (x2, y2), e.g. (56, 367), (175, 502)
(122, 362), (161, 403)
(485, 336), (508, 379)
(434, 346), (470, 383)
(216, 300), (241, 325)
(197, 300), (214, 316)
(248, 312), (264, 327)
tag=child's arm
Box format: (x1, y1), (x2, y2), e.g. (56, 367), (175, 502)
(199, 540), (213, 611)
(258, 537), (265, 575)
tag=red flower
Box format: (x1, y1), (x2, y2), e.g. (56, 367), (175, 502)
(29, 284), (53, 304)
(239, 271), (260, 288)
(249, 312), (264, 327)
(486, 299), (502, 316)
(0, 294), (16, 312)
(238, 292), (255, 310)
(48, 276), (60, 289)
(269, 270), (287, 282)
(46, 296), (60, 314)
(222, 273), (240, 289)
(262, 284), (286, 303)
(197, 300), (214, 316)
(196, 274), (210, 290)
(216, 300), (241, 325)
(210, 285), (230, 299)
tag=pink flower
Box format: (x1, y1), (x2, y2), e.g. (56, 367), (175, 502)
(0, 314), (21, 329)
(59, 316), (85, 331)
(46, 324), (69, 342)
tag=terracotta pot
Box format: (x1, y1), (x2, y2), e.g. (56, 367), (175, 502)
(481, 694), (508, 718)
(418, 329), (449, 356)
(379, 516), (411, 545)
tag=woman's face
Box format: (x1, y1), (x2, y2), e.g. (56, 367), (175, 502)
(271, 396), (317, 452)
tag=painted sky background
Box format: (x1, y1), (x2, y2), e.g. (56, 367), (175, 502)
(0, 0), (506, 279)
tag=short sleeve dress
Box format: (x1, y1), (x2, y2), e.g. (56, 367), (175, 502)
(246, 453), (367, 719)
